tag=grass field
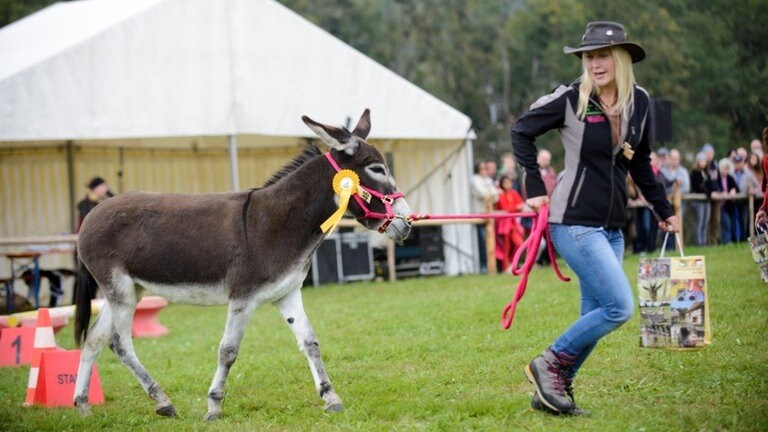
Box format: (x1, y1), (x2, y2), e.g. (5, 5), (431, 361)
(1, 243), (766, 431)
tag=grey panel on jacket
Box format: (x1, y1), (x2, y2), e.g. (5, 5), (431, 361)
(550, 97), (584, 224)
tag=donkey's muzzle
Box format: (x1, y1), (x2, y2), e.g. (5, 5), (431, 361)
(385, 198), (412, 242)
(385, 217), (411, 242)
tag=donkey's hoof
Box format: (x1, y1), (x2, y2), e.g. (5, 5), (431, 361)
(203, 411), (222, 421)
(156, 404), (178, 418)
(324, 402), (344, 413)
(76, 402), (92, 417)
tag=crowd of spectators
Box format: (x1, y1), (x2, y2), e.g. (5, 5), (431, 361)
(471, 150), (557, 273)
(627, 142), (763, 251)
(472, 135), (765, 272)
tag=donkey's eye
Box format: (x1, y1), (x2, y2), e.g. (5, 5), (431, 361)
(369, 166), (387, 175)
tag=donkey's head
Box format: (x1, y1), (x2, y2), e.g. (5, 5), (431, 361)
(302, 109), (412, 242)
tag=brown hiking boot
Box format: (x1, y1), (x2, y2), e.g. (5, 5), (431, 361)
(524, 348), (575, 413)
(531, 391), (589, 416)
(530, 391), (559, 414)
(561, 370), (590, 416)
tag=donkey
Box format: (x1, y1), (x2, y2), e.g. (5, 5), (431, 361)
(73, 109), (412, 420)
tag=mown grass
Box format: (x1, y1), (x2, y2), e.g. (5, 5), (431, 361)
(1, 243), (766, 431)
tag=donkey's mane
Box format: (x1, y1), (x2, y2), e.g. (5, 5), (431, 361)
(263, 143), (323, 187)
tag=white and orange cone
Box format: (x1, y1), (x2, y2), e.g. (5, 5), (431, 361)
(24, 308), (58, 406)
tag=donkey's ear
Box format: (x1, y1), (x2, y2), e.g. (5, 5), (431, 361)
(351, 108), (371, 139)
(302, 115), (359, 155)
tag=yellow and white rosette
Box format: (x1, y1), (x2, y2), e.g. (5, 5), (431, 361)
(321, 169), (360, 234)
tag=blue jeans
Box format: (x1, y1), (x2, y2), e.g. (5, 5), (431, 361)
(721, 206), (740, 244)
(476, 225), (487, 273)
(548, 224), (634, 375)
(690, 201), (710, 246)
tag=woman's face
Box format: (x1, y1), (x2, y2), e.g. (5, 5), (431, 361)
(749, 153), (760, 168)
(584, 48), (615, 88)
(501, 177), (512, 190)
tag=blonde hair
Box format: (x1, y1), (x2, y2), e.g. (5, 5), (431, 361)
(576, 46), (636, 120)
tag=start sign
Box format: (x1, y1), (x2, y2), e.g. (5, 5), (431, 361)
(31, 350), (103, 407)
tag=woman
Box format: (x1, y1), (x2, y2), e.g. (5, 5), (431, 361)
(746, 151), (764, 222)
(495, 175), (525, 272)
(689, 152), (714, 246)
(715, 158), (740, 243)
(753, 128), (768, 226)
(747, 152), (764, 194)
(630, 151), (662, 253)
(511, 21), (678, 416)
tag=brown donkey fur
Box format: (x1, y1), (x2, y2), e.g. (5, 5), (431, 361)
(73, 110), (411, 420)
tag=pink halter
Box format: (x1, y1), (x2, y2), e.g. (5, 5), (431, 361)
(325, 152), (407, 233)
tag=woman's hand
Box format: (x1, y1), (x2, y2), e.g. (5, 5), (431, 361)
(659, 215), (679, 232)
(525, 195), (549, 211)
(756, 210), (767, 226)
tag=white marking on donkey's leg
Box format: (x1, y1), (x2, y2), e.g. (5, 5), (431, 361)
(275, 289), (343, 412)
(76, 271), (175, 417)
(106, 279), (176, 417)
(74, 301), (113, 416)
(204, 297), (260, 421)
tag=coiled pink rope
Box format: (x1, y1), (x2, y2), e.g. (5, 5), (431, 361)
(499, 205), (570, 329)
(411, 205), (570, 329)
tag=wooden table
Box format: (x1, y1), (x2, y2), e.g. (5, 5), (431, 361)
(4, 252), (41, 311)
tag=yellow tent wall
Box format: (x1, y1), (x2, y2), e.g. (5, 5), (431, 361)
(1, 137), (473, 289)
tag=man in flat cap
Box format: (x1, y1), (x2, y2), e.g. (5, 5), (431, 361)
(76, 176), (113, 232)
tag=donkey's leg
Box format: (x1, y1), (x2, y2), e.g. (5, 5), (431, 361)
(275, 289), (343, 412)
(105, 274), (176, 417)
(74, 301), (113, 416)
(204, 298), (259, 421)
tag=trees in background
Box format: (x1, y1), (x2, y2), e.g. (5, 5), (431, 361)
(283, 0), (767, 160)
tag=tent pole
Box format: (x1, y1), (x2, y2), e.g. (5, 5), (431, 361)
(465, 136), (481, 274)
(228, 134), (239, 191)
(66, 140), (76, 233)
(117, 147), (124, 194)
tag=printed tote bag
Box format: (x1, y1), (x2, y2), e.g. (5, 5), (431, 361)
(638, 233), (711, 350)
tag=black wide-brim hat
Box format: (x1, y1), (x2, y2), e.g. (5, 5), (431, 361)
(564, 21), (645, 63)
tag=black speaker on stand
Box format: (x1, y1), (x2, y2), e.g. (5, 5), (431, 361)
(311, 235), (341, 285)
(649, 99), (673, 144)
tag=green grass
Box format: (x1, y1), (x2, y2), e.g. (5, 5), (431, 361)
(1, 243), (766, 431)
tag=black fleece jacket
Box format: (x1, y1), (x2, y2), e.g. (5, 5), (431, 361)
(511, 82), (674, 228)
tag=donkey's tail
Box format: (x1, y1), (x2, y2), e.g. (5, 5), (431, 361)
(74, 258), (98, 347)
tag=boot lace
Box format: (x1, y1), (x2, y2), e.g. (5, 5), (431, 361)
(545, 362), (570, 395)
(564, 373), (575, 401)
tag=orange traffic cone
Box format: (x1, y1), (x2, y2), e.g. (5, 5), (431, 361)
(24, 308), (58, 406)
(34, 349), (104, 407)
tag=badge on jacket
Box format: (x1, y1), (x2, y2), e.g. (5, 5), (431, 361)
(622, 142), (635, 160)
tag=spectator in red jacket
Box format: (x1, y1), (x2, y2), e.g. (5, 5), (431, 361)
(495, 175), (525, 272)
(754, 127), (768, 227)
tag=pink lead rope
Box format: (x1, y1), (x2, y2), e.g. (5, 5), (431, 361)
(324, 153), (568, 330)
(499, 205), (570, 329)
(410, 206), (570, 330)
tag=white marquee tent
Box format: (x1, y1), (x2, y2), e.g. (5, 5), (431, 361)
(0, 0), (480, 278)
